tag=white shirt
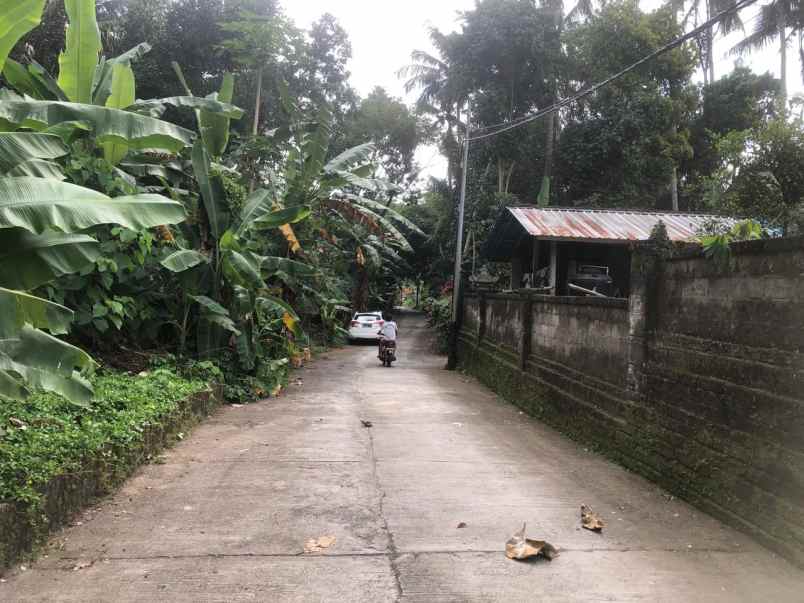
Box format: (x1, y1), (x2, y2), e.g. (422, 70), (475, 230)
(379, 321), (398, 341)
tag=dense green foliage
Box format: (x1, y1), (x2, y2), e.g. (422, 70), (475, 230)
(0, 369), (207, 507)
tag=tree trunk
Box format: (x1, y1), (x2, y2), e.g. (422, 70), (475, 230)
(541, 112), (555, 204)
(671, 166), (679, 211)
(252, 68), (263, 137)
(706, 0), (715, 84)
(780, 14), (788, 106)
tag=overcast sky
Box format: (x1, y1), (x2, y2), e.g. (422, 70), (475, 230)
(283, 1), (803, 182)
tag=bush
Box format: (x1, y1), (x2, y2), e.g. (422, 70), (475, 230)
(423, 296), (452, 354)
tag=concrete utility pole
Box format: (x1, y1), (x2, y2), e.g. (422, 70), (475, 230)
(447, 124), (470, 370)
(451, 125), (470, 322)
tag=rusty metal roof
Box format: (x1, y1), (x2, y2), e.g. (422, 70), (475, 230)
(507, 207), (716, 242)
(483, 207), (726, 260)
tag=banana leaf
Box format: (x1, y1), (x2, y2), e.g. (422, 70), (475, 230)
(0, 177), (186, 235)
(92, 42), (151, 106)
(160, 249), (210, 273)
(57, 0), (102, 104)
(0, 325), (94, 406)
(252, 206), (311, 230)
(0, 132), (68, 172)
(222, 250), (263, 290)
(323, 142), (375, 174)
(0, 101), (194, 153)
(2, 58), (51, 99)
(0, 0), (46, 74)
(200, 72), (235, 158)
(191, 139), (229, 239)
(0, 230), (100, 290)
(0, 287), (74, 337)
(102, 63), (136, 165)
(129, 96), (244, 120)
(6, 159), (65, 179)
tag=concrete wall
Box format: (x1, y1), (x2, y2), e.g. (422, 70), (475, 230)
(458, 236), (804, 566)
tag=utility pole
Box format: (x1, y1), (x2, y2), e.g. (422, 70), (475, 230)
(447, 124), (470, 369)
(452, 125), (470, 321)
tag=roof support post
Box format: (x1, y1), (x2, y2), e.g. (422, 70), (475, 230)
(549, 241), (558, 294)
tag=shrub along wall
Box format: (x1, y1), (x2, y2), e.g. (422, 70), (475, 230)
(458, 237), (804, 567)
(0, 371), (223, 571)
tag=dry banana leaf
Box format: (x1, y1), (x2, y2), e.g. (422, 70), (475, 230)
(505, 523), (558, 561)
(304, 535), (336, 553)
(581, 505), (605, 532)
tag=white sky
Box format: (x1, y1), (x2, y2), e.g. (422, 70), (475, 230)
(284, 1), (803, 182)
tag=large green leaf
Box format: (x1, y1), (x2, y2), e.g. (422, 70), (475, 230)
(0, 101), (194, 153)
(0, 369), (28, 401)
(255, 295), (299, 320)
(200, 72), (235, 158)
(0, 0), (46, 74)
(91, 42), (151, 106)
(6, 159), (65, 179)
(222, 250), (263, 290)
(28, 61), (68, 101)
(323, 142), (375, 174)
(191, 139), (229, 239)
(261, 256), (317, 278)
(252, 206), (311, 230)
(0, 288), (74, 337)
(102, 63), (136, 165)
(129, 96), (244, 120)
(0, 178), (186, 234)
(2, 58), (51, 99)
(0, 325), (94, 406)
(190, 295), (240, 336)
(0, 132), (68, 172)
(57, 0), (102, 104)
(160, 249), (209, 273)
(0, 230), (100, 290)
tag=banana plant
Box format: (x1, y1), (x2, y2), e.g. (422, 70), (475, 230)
(0, 147), (187, 405)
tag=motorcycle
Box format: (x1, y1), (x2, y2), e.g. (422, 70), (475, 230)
(378, 339), (396, 367)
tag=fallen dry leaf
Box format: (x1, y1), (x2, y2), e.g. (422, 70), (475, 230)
(581, 505), (605, 532)
(8, 417), (28, 430)
(361, 420), (373, 428)
(505, 523), (558, 561)
(304, 535), (336, 553)
(457, 522), (467, 529)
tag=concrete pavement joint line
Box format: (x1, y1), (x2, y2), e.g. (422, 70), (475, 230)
(48, 546), (751, 563)
(358, 388), (405, 601)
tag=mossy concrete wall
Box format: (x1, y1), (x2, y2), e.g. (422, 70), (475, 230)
(459, 237), (804, 567)
(0, 386), (223, 571)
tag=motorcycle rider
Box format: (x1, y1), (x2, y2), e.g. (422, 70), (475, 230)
(377, 313), (398, 360)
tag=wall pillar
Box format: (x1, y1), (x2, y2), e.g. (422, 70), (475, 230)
(478, 292), (487, 341)
(519, 295), (533, 371)
(626, 245), (660, 396)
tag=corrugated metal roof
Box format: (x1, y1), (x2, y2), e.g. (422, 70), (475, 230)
(507, 207), (719, 242)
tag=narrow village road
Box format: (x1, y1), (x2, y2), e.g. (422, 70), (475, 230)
(3, 312), (803, 602)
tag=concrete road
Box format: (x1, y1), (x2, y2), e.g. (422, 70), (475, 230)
(3, 312), (803, 602)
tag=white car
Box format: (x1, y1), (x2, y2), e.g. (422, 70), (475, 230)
(348, 311), (384, 342)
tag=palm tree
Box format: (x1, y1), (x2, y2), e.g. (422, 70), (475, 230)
(398, 28), (467, 188)
(731, 0), (799, 104)
(667, 0), (743, 86)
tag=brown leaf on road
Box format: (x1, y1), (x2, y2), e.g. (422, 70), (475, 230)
(581, 504), (605, 532)
(505, 523), (558, 561)
(304, 535), (336, 554)
(457, 522), (467, 529)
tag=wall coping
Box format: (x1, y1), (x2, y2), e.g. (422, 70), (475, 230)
(466, 291), (628, 310)
(662, 235), (804, 261)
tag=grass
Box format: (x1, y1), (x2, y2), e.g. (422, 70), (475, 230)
(0, 368), (207, 509)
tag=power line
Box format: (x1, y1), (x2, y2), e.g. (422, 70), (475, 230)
(467, 0), (760, 143)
